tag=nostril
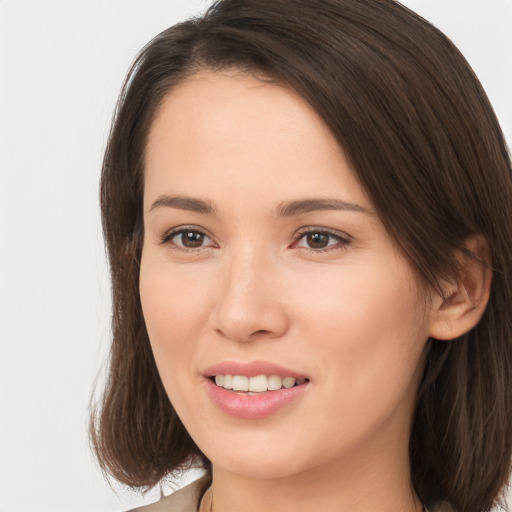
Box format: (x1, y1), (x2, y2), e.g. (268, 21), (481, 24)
(252, 329), (270, 336)
(215, 328), (273, 343)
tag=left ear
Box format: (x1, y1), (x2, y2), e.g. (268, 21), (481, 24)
(428, 235), (492, 341)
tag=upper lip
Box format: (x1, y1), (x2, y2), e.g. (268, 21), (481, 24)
(203, 360), (308, 379)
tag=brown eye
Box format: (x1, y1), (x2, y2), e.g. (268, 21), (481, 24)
(306, 232), (330, 249)
(162, 228), (214, 249)
(180, 231), (206, 248)
(295, 229), (351, 251)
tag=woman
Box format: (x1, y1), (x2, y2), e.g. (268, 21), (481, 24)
(91, 1), (512, 511)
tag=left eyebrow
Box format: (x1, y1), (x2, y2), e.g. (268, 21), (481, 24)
(276, 198), (373, 217)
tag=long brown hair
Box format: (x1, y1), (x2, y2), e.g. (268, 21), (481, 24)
(91, 1), (512, 510)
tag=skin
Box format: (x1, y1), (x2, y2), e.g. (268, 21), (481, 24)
(139, 71), (444, 512)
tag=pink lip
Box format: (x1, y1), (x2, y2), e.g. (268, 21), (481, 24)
(202, 360), (310, 420)
(203, 360), (308, 379)
(203, 378), (308, 419)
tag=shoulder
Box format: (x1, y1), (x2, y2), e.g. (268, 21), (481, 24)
(430, 503), (455, 512)
(125, 476), (210, 512)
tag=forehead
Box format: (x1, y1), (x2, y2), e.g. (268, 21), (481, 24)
(143, 71), (371, 211)
(146, 70), (334, 157)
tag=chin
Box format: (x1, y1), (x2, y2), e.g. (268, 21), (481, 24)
(198, 429), (327, 481)
(213, 454), (306, 481)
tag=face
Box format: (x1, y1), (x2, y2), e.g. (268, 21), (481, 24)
(140, 71), (436, 481)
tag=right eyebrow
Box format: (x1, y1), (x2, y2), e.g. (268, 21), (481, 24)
(148, 195), (217, 215)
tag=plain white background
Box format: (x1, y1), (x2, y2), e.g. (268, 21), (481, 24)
(0, 1), (510, 511)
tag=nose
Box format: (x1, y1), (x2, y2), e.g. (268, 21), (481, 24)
(210, 247), (290, 343)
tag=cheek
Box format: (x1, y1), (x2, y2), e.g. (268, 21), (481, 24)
(296, 260), (429, 405)
(298, 258), (425, 339)
(139, 258), (212, 382)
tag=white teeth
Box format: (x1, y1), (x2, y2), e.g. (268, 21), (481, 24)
(249, 375), (268, 392)
(223, 374), (233, 389)
(282, 377), (296, 389)
(267, 375), (282, 391)
(214, 374), (305, 392)
(232, 375), (249, 391)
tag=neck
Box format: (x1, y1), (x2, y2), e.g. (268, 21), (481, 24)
(210, 451), (422, 512)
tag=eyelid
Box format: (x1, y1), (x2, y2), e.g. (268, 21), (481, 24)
(292, 226), (352, 252)
(160, 225), (218, 249)
(158, 224), (351, 253)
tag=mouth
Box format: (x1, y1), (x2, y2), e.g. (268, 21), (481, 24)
(211, 374), (309, 394)
(203, 361), (310, 418)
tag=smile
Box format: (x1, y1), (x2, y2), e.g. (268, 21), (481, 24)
(213, 374), (308, 393)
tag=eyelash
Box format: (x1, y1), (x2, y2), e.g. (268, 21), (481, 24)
(293, 228), (352, 253)
(160, 226), (352, 253)
(160, 226), (217, 252)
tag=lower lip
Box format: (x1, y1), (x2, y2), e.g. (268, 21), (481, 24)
(203, 378), (309, 419)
